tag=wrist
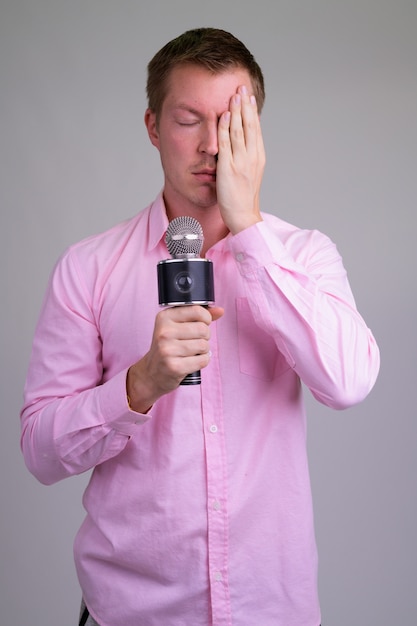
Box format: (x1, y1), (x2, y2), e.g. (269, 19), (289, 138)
(126, 363), (156, 414)
(228, 214), (263, 235)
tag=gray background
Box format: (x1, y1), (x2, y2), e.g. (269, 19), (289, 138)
(1, 1), (415, 624)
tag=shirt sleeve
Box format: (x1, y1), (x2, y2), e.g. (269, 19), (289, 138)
(20, 249), (151, 486)
(228, 220), (380, 409)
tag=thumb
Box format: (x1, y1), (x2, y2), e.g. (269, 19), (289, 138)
(208, 306), (224, 322)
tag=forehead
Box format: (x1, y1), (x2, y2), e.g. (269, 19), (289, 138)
(162, 64), (252, 115)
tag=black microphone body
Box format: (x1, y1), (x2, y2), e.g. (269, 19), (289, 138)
(157, 257), (214, 307)
(157, 217), (215, 385)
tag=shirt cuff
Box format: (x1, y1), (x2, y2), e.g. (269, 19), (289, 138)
(228, 220), (287, 274)
(98, 368), (152, 436)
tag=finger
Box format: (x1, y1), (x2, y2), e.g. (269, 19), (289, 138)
(171, 335), (209, 357)
(238, 86), (260, 154)
(180, 322), (211, 342)
(217, 110), (232, 160)
(251, 99), (266, 163)
(229, 93), (246, 154)
(208, 306), (224, 322)
(180, 350), (213, 377)
(166, 304), (213, 324)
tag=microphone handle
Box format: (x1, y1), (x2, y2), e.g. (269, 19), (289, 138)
(181, 370), (202, 385)
(181, 303), (208, 385)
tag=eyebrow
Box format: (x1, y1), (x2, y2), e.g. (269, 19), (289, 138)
(171, 104), (223, 124)
(172, 104), (203, 117)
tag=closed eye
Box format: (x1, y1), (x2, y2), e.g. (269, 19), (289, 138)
(177, 120), (200, 126)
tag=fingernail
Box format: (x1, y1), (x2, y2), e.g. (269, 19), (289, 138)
(241, 85), (248, 95)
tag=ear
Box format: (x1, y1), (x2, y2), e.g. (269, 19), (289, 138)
(144, 109), (160, 150)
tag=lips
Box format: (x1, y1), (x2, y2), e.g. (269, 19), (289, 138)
(193, 169), (216, 182)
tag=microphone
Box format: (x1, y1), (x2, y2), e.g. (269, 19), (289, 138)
(157, 216), (215, 386)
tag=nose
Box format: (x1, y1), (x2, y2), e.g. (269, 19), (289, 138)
(198, 120), (218, 157)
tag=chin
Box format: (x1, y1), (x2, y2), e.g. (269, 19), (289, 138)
(193, 190), (218, 209)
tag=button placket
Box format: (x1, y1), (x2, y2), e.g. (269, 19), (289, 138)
(201, 322), (232, 625)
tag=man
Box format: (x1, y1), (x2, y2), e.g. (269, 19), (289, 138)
(21, 28), (380, 626)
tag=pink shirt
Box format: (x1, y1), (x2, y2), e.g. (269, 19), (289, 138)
(21, 194), (379, 626)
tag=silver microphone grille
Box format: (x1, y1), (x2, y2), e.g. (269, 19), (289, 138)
(165, 216), (204, 258)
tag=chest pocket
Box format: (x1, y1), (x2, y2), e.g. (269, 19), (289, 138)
(236, 297), (292, 381)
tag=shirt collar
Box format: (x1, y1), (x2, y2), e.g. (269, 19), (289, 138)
(148, 191), (169, 252)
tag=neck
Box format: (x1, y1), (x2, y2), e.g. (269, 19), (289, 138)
(195, 213), (229, 256)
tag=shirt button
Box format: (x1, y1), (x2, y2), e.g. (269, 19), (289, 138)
(236, 252), (245, 262)
(213, 500), (221, 511)
(209, 424), (218, 433)
(214, 571), (223, 582)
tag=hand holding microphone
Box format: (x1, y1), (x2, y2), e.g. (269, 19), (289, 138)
(158, 216), (216, 385)
(127, 217), (222, 412)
